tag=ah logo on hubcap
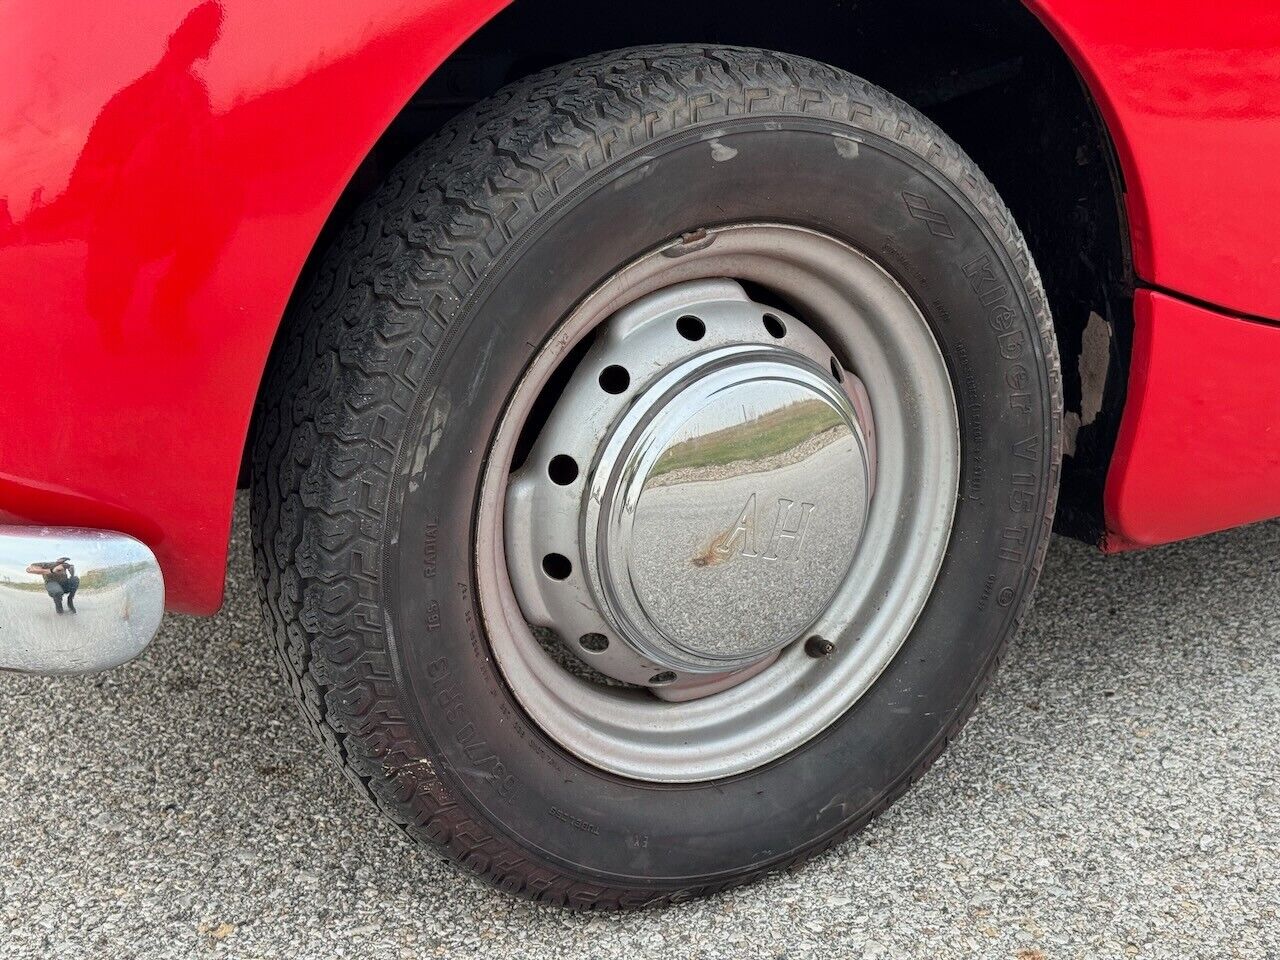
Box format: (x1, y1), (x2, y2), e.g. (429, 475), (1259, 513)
(716, 493), (818, 563)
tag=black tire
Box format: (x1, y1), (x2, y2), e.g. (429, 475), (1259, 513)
(252, 44), (1061, 908)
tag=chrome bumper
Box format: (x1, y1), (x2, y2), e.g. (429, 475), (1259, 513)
(0, 526), (164, 675)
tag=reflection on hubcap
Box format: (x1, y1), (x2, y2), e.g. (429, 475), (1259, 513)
(506, 280), (876, 695)
(600, 356), (868, 666)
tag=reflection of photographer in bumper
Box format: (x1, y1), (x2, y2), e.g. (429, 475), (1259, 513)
(27, 558), (79, 614)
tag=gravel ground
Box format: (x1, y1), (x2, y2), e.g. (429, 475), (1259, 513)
(1, 494), (1277, 959)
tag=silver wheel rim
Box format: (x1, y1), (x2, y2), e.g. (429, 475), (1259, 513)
(476, 223), (959, 782)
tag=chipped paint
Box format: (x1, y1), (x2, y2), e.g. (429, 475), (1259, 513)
(1079, 311), (1110, 428)
(1063, 311), (1111, 458)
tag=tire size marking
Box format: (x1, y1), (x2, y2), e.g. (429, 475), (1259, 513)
(427, 656), (519, 803)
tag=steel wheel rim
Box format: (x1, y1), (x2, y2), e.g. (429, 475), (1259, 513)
(476, 223), (959, 782)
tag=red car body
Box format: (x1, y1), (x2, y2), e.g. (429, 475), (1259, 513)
(2, 0), (1279, 614)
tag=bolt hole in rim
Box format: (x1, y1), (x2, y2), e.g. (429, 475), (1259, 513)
(541, 553), (572, 580)
(547, 454), (579, 485)
(676, 315), (706, 341)
(477, 224), (959, 782)
(579, 632), (610, 653)
(598, 364), (631, 394)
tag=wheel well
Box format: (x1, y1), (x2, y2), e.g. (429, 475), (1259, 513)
(257, 0), (1132, 544)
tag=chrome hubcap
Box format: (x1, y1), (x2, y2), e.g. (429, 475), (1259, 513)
(507, 281), (877, 695)
(477, 223), (959, 781)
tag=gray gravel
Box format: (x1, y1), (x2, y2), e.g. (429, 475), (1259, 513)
(1, 494), (1277, 958)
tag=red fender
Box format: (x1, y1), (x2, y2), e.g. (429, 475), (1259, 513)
(0, 0), (511, 611)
